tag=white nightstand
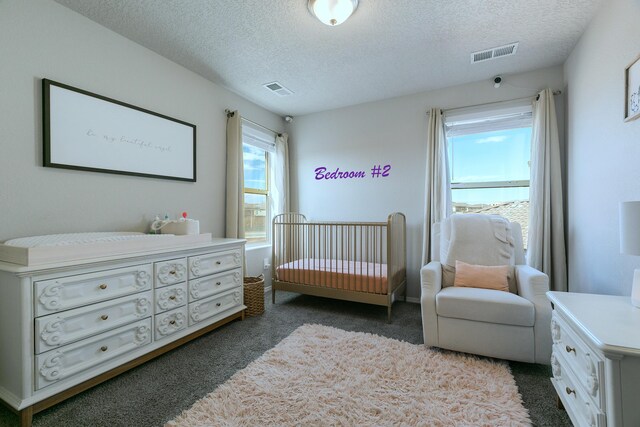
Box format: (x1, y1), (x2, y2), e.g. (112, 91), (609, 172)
(547, 291), (640, 427)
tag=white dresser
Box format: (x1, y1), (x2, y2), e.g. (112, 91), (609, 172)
(547, 291), (640, 427)
(0, 238), (245, 426)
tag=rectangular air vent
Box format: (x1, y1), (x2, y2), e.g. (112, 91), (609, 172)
(471, 42), (519, 64)
(263, 81), (293, 96)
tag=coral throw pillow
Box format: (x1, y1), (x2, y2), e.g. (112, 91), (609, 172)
(453, 260), (510, 292)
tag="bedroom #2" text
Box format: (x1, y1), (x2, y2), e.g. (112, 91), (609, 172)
(314, 165), (391, 180)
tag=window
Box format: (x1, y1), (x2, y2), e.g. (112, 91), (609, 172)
(242, 121), (275, 244)
(445, 100), (532, 245)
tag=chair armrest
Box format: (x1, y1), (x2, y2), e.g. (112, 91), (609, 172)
(515, 264), (552, 364)
(421, 261), (443, 295)
(420, 261), (442, 346)
(516, 264), (549, 299)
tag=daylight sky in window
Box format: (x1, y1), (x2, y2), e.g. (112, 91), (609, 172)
(243, 143), (267, 191)
(448, 127), (532, 205)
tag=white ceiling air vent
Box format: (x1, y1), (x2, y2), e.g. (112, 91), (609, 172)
(263, 81), (293, 96)
(471, 42), (519, 64)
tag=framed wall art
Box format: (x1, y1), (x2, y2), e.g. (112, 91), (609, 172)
(625, 55), (640, 122)
(43, 79), (196, 181)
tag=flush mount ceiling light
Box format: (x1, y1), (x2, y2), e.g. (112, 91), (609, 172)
(308, 0), (358, 26)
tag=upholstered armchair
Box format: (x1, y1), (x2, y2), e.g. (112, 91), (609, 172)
(420, 214), (551, 364)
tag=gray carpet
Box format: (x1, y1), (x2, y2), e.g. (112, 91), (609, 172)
(0, 292), (571, 427)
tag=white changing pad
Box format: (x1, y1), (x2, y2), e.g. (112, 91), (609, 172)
(0, 232), (213, 266)
(4, 232), (173, 248)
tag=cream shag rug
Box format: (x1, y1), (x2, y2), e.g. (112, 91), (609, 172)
(167, 324), (531, 426)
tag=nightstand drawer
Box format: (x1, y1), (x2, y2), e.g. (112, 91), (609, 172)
(154, 258), (187, 288)
(35, 291), (152, 354)
(188, 250), (242, 279)
(188, 268), (242, 301)
(551, 312), (604, 407)
(155, 282), (187, 313)
(551, 353), (605, 427)
(35, 264), (153, 316)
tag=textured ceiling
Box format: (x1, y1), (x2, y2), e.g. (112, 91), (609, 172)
(54, 0), (603, 116)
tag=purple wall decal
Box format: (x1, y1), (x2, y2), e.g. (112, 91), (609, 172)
(315, 165), (391, 180)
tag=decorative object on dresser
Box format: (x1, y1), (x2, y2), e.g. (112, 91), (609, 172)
(619, 201), (640, 307)
(421, 214), (552, 364)
(0, 236), (245, 427)
(150, 212), (200, 235)
(271, 212), (407, 322)
(167, 324), (531, 426)
(547, 291), (640, 427)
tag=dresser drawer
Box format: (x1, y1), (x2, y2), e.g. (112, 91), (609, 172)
(551, 352), (605, 427)
(155, 282), (187, 313)
(35, 291), (152, 354)
(155, 306), (188, 340)
(154, 258), (187, 288)
(188, 288), (242, 326)
(551, 312), (605, 407)
(35, 264), (153, 316)
(188, 250), (242, 279)
(35, 318), (151, 390)
(189, 268), (242, 301)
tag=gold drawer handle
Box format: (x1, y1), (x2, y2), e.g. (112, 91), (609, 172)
(216, 281), (221, 286)
(565, 345), (576, 354)
(169, 320), (176, 325)
(216, 261), (222, 265)
(169, 295), (176, 300)
(100, 315), (109, 321)
(565, 386), (576, 396)
(100, 346), (108, 352)
(216, 302), (221, 307)
(99, 284), (108, 290)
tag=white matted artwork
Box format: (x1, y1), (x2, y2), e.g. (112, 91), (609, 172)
(43, 79), (196, 181)
(625, 55), (640, 122)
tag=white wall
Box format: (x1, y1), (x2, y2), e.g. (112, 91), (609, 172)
(0, 0), (283, 244)
(245, 245), (272, 290)
(289, 66), (565, 299)
(564, 0), (640, 295)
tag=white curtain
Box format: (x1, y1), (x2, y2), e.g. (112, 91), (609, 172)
(225, 110), (245, 239)
(527, 89), (567, 291)
(271, 133), (290, 216)
(422, 108), (452, 265)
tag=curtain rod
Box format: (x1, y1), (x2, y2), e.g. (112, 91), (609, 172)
(427, 90), (562, 115)
(225, 109), (282, 137)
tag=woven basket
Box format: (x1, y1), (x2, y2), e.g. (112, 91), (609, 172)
(243, 275), (265, 317)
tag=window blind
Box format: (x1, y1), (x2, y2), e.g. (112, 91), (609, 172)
(242, 119), (276, 152)
(444, 99), (533, 137)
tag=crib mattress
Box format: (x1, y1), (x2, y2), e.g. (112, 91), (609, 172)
(276, 258), (388, 294)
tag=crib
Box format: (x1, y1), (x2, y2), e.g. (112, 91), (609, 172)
(271, 212), (407, 322)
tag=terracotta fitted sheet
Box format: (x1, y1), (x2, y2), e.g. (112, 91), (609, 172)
(276, 258), (388, 294)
